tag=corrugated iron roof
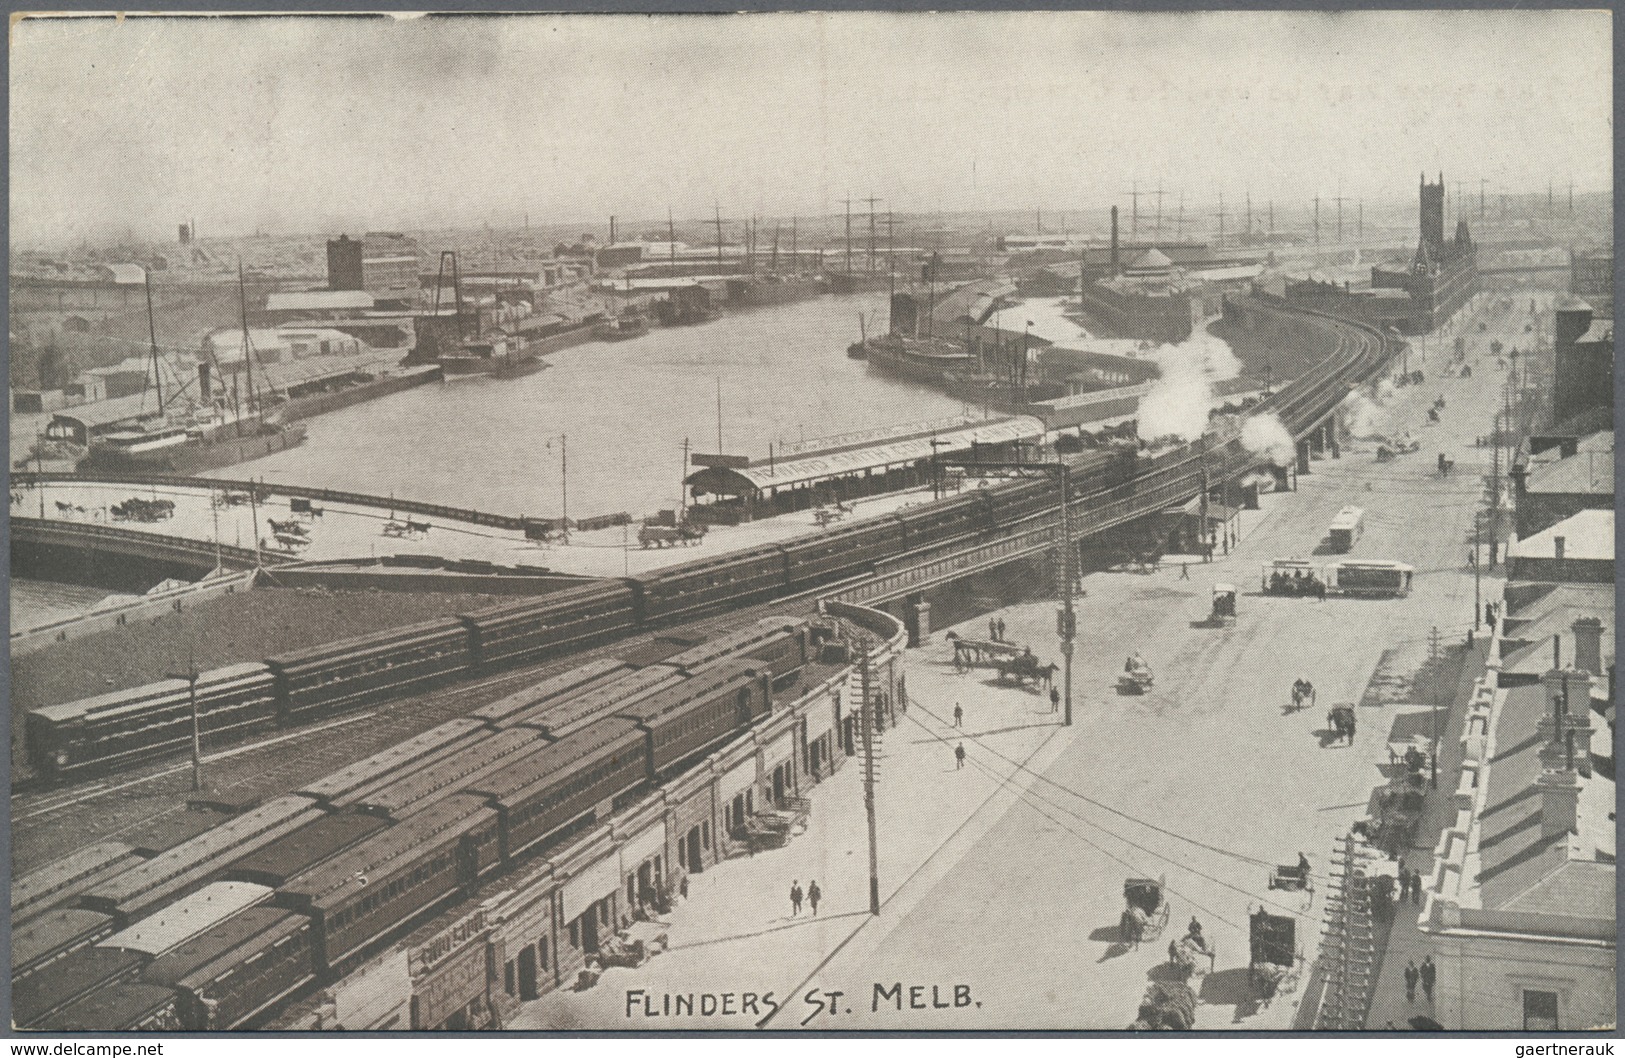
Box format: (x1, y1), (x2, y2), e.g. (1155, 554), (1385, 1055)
(687, 416), (1045, 494)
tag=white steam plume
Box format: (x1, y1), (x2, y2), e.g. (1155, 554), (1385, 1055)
(1134, 332), (1243, 443)
(1241, 413), (1296, 466)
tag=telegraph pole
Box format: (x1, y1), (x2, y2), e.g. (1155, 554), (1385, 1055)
(859, 650), (881, 915)
(1058, 462), (1076, 726)
(1473, 514), (1482, 630)
(560, 435), (569, 542)
(1429, 625), (1442, 789)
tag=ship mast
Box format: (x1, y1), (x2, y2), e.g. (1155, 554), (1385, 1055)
(144, 270), (165, 412)
(235, 262), (254, 419)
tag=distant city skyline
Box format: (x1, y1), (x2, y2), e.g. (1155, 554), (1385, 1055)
(9, 10), (1612, 248)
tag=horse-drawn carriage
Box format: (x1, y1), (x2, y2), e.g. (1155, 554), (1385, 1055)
(1268, 853), (1315, 905)
(996, 650), (1057, 688)
(1247, 908), (1301, 1004)
(1118, 655), (1154, 695)
(947, 633), (1020, 673)
(639, 521), (707, 548)
(1167, 929), (1215, 980)
(1121, 876), (1171, 947)
(1375, 434), (1420, 461)
(739, 797), (812, 852)
(1130, 980), (1196, 1030)
(1327, 704), (1357, 745)
(1210, 584), (1237, 625)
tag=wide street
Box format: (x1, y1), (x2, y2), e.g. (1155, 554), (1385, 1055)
(513, 292), (1525, 1030)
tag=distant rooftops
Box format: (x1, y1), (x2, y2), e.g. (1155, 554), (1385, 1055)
(1510, 509), (1613, 562)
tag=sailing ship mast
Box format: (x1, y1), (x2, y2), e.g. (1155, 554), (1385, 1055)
(144, 271), (165, 413)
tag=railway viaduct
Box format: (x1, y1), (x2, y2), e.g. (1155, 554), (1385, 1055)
(12, 296), (1391, 645)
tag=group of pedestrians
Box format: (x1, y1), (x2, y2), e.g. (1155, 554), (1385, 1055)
(1404, 955), (1438, 1004)
(987, 617), (1008, 642)
(788, 879), (822, 917)
(1394, 858), (1425, 905)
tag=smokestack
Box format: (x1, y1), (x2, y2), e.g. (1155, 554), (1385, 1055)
(1573, 618), (1604, 676)
(1554, 633), (1563, 670)
(1110, 206), (1120, 274)
(1554, 536), (1566, 562)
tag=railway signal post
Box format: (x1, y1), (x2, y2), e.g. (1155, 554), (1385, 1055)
(166, 664), (204, 791)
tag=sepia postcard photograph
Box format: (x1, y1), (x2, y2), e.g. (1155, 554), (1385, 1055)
(4, 8), (1616, 1035)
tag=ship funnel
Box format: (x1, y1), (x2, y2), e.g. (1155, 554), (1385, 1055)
(1110, 206), (1120, 274)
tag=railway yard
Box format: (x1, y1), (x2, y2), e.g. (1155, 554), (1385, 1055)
(511, 292), (1523, 1030)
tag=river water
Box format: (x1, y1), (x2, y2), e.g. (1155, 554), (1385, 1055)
(230, 292), (983, 520)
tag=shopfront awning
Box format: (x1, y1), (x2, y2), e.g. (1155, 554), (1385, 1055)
(686, 415), (1046, 498)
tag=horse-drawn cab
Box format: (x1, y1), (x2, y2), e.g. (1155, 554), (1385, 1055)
(1210, 584), (1237, 625)
(996, 648), (1055, 688)
(1118, 654), (1154, 695)
(1268, 853), (1315, 905)
(1248, 908), (1301, 1004)
(1327, 704), (1357, 745)
(1121, 876), (1170, 947)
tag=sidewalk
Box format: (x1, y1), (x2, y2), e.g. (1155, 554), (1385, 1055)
(507, 643), (1071, 1030)
(1362, 641), (1488, 1031)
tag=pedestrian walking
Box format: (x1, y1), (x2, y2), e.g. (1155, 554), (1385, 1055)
(996, 618), (1007, 641)
(953, 703), (963, 728)
(1049, 686), (1060, 713)
(1179, 562), (1189, 580)
(1411, 869), (1424, 905)
(1404, 960), (1420, 1003)
(790, 881), (803, 917)
(1419, 956), (1436, 1003)
(989, 617), (999, 642)
(955, 742), (966, 770)
(1398, 870), (1411, 902)
(808, 880), (821, 916)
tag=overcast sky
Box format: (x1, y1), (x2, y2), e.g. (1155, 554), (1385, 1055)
(9, 10), (1613, 246)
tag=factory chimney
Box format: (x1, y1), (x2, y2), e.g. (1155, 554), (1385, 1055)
(1110, 206), (1120, 275)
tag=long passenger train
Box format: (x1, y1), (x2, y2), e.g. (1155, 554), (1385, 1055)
(26, 295), (1395, 784)
(15, 618), (818, 1031)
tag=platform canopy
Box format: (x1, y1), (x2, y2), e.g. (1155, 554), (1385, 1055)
(685, 415), (1046, 499)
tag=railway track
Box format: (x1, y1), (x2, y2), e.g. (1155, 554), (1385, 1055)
(14, 297), (1393, 868)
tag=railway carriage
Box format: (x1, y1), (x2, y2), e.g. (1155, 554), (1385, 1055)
(467, 658), (629, 726)
(778, 515), (901, 587)
(12, 840), (144, 920)
(344, 727), (552, 819)
(632, 547), (789, 625)
(508, 664), (690, 739)
(24, 663), (277, 782)
(617, 659), (772, 777)
(274, 794), (500, 972)
(457, 581), (637, 670)
(141, 908), (315, 1030)
(34, 981), (183, 1032)
(13, 945), (149, 1028)
(78, 796), (320, 922)
(222, 813), (391, 888)
(12, 908), (119, 978)
(296, 718), (489, 805)
(893, 491), (994, 549)
(266, 618), (472, 724)
(469, 718), (648, 863)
